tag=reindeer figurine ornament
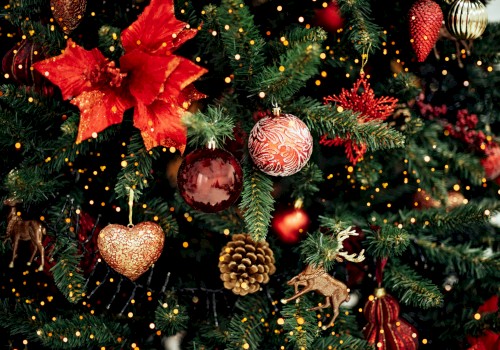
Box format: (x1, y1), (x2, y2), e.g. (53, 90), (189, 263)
(3, 198), (46, 271)
(282, 227), (365, 329)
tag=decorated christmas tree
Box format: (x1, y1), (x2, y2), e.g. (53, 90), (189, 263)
(1, 0), (499, 349)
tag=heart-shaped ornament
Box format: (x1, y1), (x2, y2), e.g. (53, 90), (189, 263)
(97, 222), (164, 281)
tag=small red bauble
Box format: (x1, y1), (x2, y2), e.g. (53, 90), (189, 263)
(314, 1), (344, 33)
(177, 148), (243, 213)
(481, 145), (500, 180)
(248, 113), (313, 177)
(271, 207), (310, 244)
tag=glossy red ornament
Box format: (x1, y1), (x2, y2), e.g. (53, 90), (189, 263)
(363, 288), (419, 350)
(271, 207), (310, 244)
(314, 1), (343, 33)
(248, 112), (313, 177)
(408, 0), (443, 62)
(177, 148), (243, 213)
(2, 40), (53, 95)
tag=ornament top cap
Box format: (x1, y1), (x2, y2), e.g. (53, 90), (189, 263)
(375, 287), (386, 298)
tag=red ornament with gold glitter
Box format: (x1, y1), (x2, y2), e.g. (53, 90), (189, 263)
(34, 0), (207, 153)
(248, 107), (313, 176)
(97, 222), (164, 281)
(2, 40), (54, 96)
(177, 148), (243, 213)
(50, 0), (87, 34)
(408, 0), (444, 62)
(322, 74), (398, 164)
(363, 287), (419, 350)
(271, 206), (310, 244)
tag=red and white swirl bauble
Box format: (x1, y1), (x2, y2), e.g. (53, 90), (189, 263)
(248, 113), (313, 177)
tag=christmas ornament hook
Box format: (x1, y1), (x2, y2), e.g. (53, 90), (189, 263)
(127, 187), (135, 228)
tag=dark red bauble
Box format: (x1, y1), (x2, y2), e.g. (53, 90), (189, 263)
(177, 148), (243, 213)
(363, 288), (419, 350)
(314, 1), (344, 33)
(271, 207), (310, 244)
(2, 39), (54, 95)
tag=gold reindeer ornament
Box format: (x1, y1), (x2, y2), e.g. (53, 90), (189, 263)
(282, 227), (365, 329)
(3, 198), (46, 271)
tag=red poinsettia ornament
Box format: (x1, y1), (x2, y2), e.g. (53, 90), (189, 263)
(321, 74), (398, 164)
(34, 0), (207, 153)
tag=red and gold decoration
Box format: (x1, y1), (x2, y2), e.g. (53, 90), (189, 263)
(271, 205), (310, 244)
(314, 1), (344, 33)
(248, 108), (313, 176)
(408, 0), (444, 62)
(50, 0), (87, 34)
(34, 0), (207, 152)
(363, 288), (419, 350)
(282, 228), (365, 328)
(177, 148), (243, 213)
(321, 74), (398, 164)
(446, 0), (488, 40)
(97, 222), (164, 281)
(2, 40), (54, 95)
(218, 234), (276, 296)
(467, 295), (499, 350)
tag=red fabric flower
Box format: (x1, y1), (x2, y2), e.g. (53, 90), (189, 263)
(321, 74), (398, 164)
(34, 0), (207, 152)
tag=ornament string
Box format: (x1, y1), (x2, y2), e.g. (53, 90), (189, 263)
(360, 45), (371, 75)
(271, 98), (281, 116)
(127, 187), (134, 227)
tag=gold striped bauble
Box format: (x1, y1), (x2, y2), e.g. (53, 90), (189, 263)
(446, 0), (488, 40)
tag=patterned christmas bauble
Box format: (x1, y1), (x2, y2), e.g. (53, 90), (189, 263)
(50, 0), (87, 34)
(363, 288), (419, 350)
(97, 222), (164, 281)
(177, 148), (243, 213)
(446, 0), (487, 40)
(248, 113), (313, 176)
(271, 207), (310, 244)
(2, 40), (53, 95)
(408, 0), (444, 62)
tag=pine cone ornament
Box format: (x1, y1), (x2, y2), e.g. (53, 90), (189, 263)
(219, 234), (276, 296)
(408, 0), (444, 62)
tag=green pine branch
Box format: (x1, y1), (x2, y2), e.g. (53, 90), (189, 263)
(4, 167), (66, 204)
(281, 293), (318, 350)
(289, 162), (324, 202)
(238, 164), (275, 241)
(385, 262), (444, 309)
(114, 132), (160, 201)
(187, 206), (245, 236)
(250, 41), (322, 103)
(289, 96), (405, 152)
(183, 105), (236, 149)
(217, 0), (266, 85)
(154, 292), (189, 337)
(365, 225), (410, 258)
(139, 197), (179, 237)
(226, 294), (269, 350)
(300, 231), (341, 271)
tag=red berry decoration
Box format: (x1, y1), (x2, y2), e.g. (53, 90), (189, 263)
(271, 206), (310, 244)
(363, 288), (419, 350)
(248, 110), (313, 177)
(408, 0), (443, 62)
(314, 1), (344, 33)
(177, 148), (243, 213)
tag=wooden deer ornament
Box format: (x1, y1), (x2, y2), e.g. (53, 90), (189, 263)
(282, 227), (365, 329)
(3, 198), (46, 271)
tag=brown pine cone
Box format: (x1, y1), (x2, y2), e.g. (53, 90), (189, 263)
(218, 234), (276, 296)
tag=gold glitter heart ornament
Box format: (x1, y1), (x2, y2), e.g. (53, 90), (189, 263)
(97, 222), (165, 281)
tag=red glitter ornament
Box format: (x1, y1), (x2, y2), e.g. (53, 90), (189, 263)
(97, 222), (164, 281)
(271, 206), (310, 244)
(177, 148), (243, 213)
(322, 74), (398, 164)
(248, 111), (313, 176)
(2, 40), (54, 96)
(363, 288), (419, 350)
(408, 0), (444, 62)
